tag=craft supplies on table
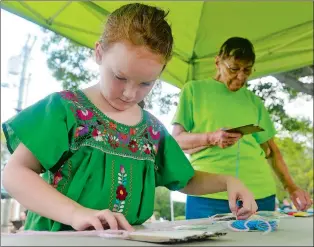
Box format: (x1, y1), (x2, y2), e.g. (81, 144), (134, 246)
(227, 219), (279, 234)
(287, 211), (313, 217)
(278, 208), (313, 217)
(210, 211), (285, 234)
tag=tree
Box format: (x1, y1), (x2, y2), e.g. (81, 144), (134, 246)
(274, 136), (313, 201)
(247, 78), (313, 134)
(272, 67), (313, 96)
(154, 187), (185, 220)
(41, 30), (97, 90)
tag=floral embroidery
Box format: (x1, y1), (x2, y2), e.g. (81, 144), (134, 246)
(130, 128), (136, 136)
(116, 185), (128, 200)
(108, 135), (119, 149)
(75, 125), (89, 137)
(50, 161), (73, 193)
(143, 143), (151, 154)
(153, 144), (159, 154)
(52, 170), (62, 188)
(148, 126), (160, 140)
(118, 133), (130, 145)
(59, 90), (164, 162)
(60, 91), (78, 102)
(109, 122), (117, 130)
(92, 128), (103, 141)
(77, 109), (93, 120)
(128, 140), (139, 153)
(113, 165), (128, 213)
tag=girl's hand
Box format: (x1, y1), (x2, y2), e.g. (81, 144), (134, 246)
(226, 176), (258, 220)
(70, 207), (134, 231)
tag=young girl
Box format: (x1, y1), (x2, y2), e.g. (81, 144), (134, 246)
(2, 3), (257, 232)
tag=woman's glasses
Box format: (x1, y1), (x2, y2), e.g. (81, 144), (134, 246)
(224, 61), (255, 75)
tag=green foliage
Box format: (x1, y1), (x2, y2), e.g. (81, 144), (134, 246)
(247, 79), (313, 134)
(145, 81), (179, 114)
(175, 215), (186, 221)
(274, 136), (313, 200)
(154, 187), (185, 220)
(41, 30), (97, 91)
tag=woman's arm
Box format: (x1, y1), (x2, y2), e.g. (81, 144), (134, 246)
(263, 138), (312, 210)
(172, 124), (209, 152)
(172, 124), (242, 154)
(263, 139), (296, 191)
(3, 143), (81, 226)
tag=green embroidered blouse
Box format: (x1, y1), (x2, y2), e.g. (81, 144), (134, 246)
(2, 90), (195, 231)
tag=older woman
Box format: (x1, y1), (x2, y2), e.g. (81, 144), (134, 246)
(172, 37), (312, 219)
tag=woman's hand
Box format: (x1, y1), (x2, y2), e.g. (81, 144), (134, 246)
(226, 176), (258, 220)
(70, 207), (134, 231)
(286, 185), (312, 211)
(208, 129), (242, 148)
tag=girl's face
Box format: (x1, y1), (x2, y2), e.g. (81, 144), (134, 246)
(95, 40), (165, 111)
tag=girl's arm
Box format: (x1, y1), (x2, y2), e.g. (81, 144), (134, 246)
(179, 170), (228, 195)
(3, 143), (81, 227)
(180, 170), (257, 219)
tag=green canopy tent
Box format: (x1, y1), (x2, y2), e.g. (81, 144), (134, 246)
(1, 1), (313, 89)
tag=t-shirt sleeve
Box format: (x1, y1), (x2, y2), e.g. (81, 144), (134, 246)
(2, 93), (72, 172)
(252, 97), (277, 144)
(155, 129), (195, 191)
(171, 82), (194, 131)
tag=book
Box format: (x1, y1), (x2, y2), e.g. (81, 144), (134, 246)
(225, 124), (264, 135)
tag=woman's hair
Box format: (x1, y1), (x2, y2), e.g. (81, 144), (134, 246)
(100, 3), (173, 63)
(218, 37), (255, 64)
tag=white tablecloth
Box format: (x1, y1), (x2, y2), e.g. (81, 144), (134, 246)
(1, 217), (313, 246)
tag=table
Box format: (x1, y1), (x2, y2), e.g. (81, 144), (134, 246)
(1, 217), (313, 246)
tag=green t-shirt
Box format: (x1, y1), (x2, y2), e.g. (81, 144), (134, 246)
(2, 90), (194, 231)
(172, 79), (277, 200)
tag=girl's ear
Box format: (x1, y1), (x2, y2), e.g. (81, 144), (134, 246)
(95, 42), (103, 65)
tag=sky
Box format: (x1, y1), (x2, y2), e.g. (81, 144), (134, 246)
(1, 9), (313, 202)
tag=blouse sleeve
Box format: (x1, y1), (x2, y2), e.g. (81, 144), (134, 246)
(2, 93), (73, 172)
(155, 128), (195, 191)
